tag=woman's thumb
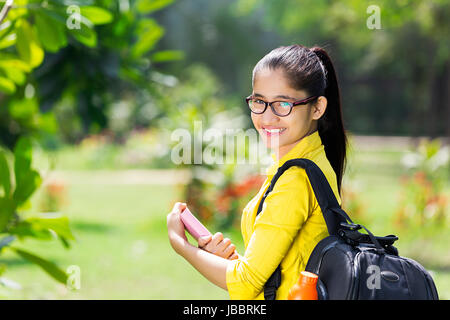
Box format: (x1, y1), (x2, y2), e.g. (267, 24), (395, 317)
(173, 202), (187, 213)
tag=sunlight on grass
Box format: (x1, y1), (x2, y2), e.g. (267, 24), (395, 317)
(1, 143), (448, 299)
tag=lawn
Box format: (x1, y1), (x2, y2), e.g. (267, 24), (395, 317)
(0, 182), (236, 299)
(0, 142), (448, 299)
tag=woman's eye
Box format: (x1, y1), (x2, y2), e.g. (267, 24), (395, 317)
(279, 102), (291, 108)
(254, 99), (265, 104)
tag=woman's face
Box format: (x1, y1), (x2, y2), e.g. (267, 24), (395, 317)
(251, 68), (327, 159)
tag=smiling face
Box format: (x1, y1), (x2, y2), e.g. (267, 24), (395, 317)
(251, 67), (328, 160)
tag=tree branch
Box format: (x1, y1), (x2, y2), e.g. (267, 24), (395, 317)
(0, 0), (14, 25)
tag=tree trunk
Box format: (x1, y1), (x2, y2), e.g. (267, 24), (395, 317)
(428, 59), (449, 141)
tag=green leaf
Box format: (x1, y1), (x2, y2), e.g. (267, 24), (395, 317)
(13, 138), (42, 206)
(59, 236), (71, 249)
(11, 247), (68, 284)
(0, 197), (15, 232)
(131, 19), (164, 58)
(36, 111), (58, 134)
(8, 221), (53, 240)
(0, 76), (16, 94)
(5, 0), (28, 21)
(0, 59), (32, 73)
(80, 6), (114, 25)
(70, 22), (97, 47)
(0, 20), (16, 40)
(13, 169), (41, 207)
(9, 98), (39, 119)
(34, 7), (67, 24)
(0, 151), (11, 198)
(13, 137), (33, 179)
(136, 0), (175, 14)
(151, 50), (185, 62)
(15, 19), (44, 68)
(1, 66), (26, 85)
(34, 11), (67, 53)
(0, 34), (16, 49)
(26, 214), (75, 241)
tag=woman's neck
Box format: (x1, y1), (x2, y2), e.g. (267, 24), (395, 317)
(275, 129), (317, 161)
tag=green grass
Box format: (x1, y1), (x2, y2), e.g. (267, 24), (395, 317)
(0, 183), (239, 299)
(0, 143), (449, 299)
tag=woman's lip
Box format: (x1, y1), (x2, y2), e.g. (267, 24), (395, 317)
(262, 126), (285, 130)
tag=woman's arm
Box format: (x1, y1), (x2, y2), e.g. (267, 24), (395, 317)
(167, 202), (231, 290)
(225, 168), (313, 299)
(170, 233), (230, 290)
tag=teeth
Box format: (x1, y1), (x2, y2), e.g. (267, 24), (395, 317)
(264, 128), (285, 133)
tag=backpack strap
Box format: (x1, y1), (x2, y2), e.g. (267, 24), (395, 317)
(256, 158), (347, 300)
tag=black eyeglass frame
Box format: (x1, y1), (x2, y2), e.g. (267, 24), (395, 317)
(245, 95), (319, 117)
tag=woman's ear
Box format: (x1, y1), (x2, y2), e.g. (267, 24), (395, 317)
(312, 96), (327, 120)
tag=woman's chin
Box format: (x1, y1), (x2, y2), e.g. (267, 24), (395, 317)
(261, 135), (283, 149)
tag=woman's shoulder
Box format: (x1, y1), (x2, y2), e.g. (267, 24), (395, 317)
(271, 154), (341, 204)
(272, 166), (312, 198)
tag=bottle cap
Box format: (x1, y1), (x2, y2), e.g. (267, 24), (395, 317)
(299, 271), (318, 284)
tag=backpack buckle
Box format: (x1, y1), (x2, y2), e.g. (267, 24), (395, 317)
(339, 222), (361, 231)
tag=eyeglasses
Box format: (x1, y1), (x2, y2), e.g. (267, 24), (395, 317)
(245, 95), (318, 117)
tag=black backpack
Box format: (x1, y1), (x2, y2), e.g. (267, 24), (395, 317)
(257, 158), (439, 300)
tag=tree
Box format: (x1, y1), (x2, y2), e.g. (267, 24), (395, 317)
(0, 0), (182, 147)
(0, 137), (75, 288)
(0, 0), (180, 288)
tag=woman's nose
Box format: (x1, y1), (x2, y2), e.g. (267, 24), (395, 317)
(261, 105), (280, 123)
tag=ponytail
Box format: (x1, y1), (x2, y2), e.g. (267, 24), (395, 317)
(311, 47), (347, 195)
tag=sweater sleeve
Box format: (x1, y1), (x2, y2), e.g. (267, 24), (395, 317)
(226, 167), (315, 299)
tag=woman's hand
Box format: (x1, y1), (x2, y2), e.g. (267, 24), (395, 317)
(166, 203), (231, 291)
(167, 202), (188, 253)
(198, 233), (239, 260)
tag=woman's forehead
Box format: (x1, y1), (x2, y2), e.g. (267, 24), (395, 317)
(253, 68), (306, 99)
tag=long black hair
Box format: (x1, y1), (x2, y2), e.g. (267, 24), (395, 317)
(252, 44), (348, 195)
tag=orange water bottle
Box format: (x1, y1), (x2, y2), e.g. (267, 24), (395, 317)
(288, 271), (319, 300)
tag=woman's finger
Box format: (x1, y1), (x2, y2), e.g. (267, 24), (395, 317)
(229, 252), (239, 260)
(198, 235), (212, 248)
(166, 209), (188, 249)
(222, 243), (236, 258)
(210, 232), (223, 248)
(216, 238), (231, 252)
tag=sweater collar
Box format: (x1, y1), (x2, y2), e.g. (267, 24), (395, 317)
(265, 130), (323, 177)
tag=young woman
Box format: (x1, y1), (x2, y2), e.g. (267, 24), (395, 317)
(167, 44), (347, 300)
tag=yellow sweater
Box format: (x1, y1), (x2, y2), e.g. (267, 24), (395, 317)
(226, 130), (341, 300)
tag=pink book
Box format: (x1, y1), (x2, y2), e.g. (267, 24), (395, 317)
(180, 207), (212, 240)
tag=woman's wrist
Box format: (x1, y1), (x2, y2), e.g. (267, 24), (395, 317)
(169, 232), (189, 255)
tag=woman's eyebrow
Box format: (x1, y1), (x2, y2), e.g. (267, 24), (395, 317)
(275, 94), (296, 100)
(254, 93), (296, 100)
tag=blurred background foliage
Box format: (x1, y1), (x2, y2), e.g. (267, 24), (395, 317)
(155, 0), (449, 137)
(1, 0), (448, 147)
(0, 0), (449, 299)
